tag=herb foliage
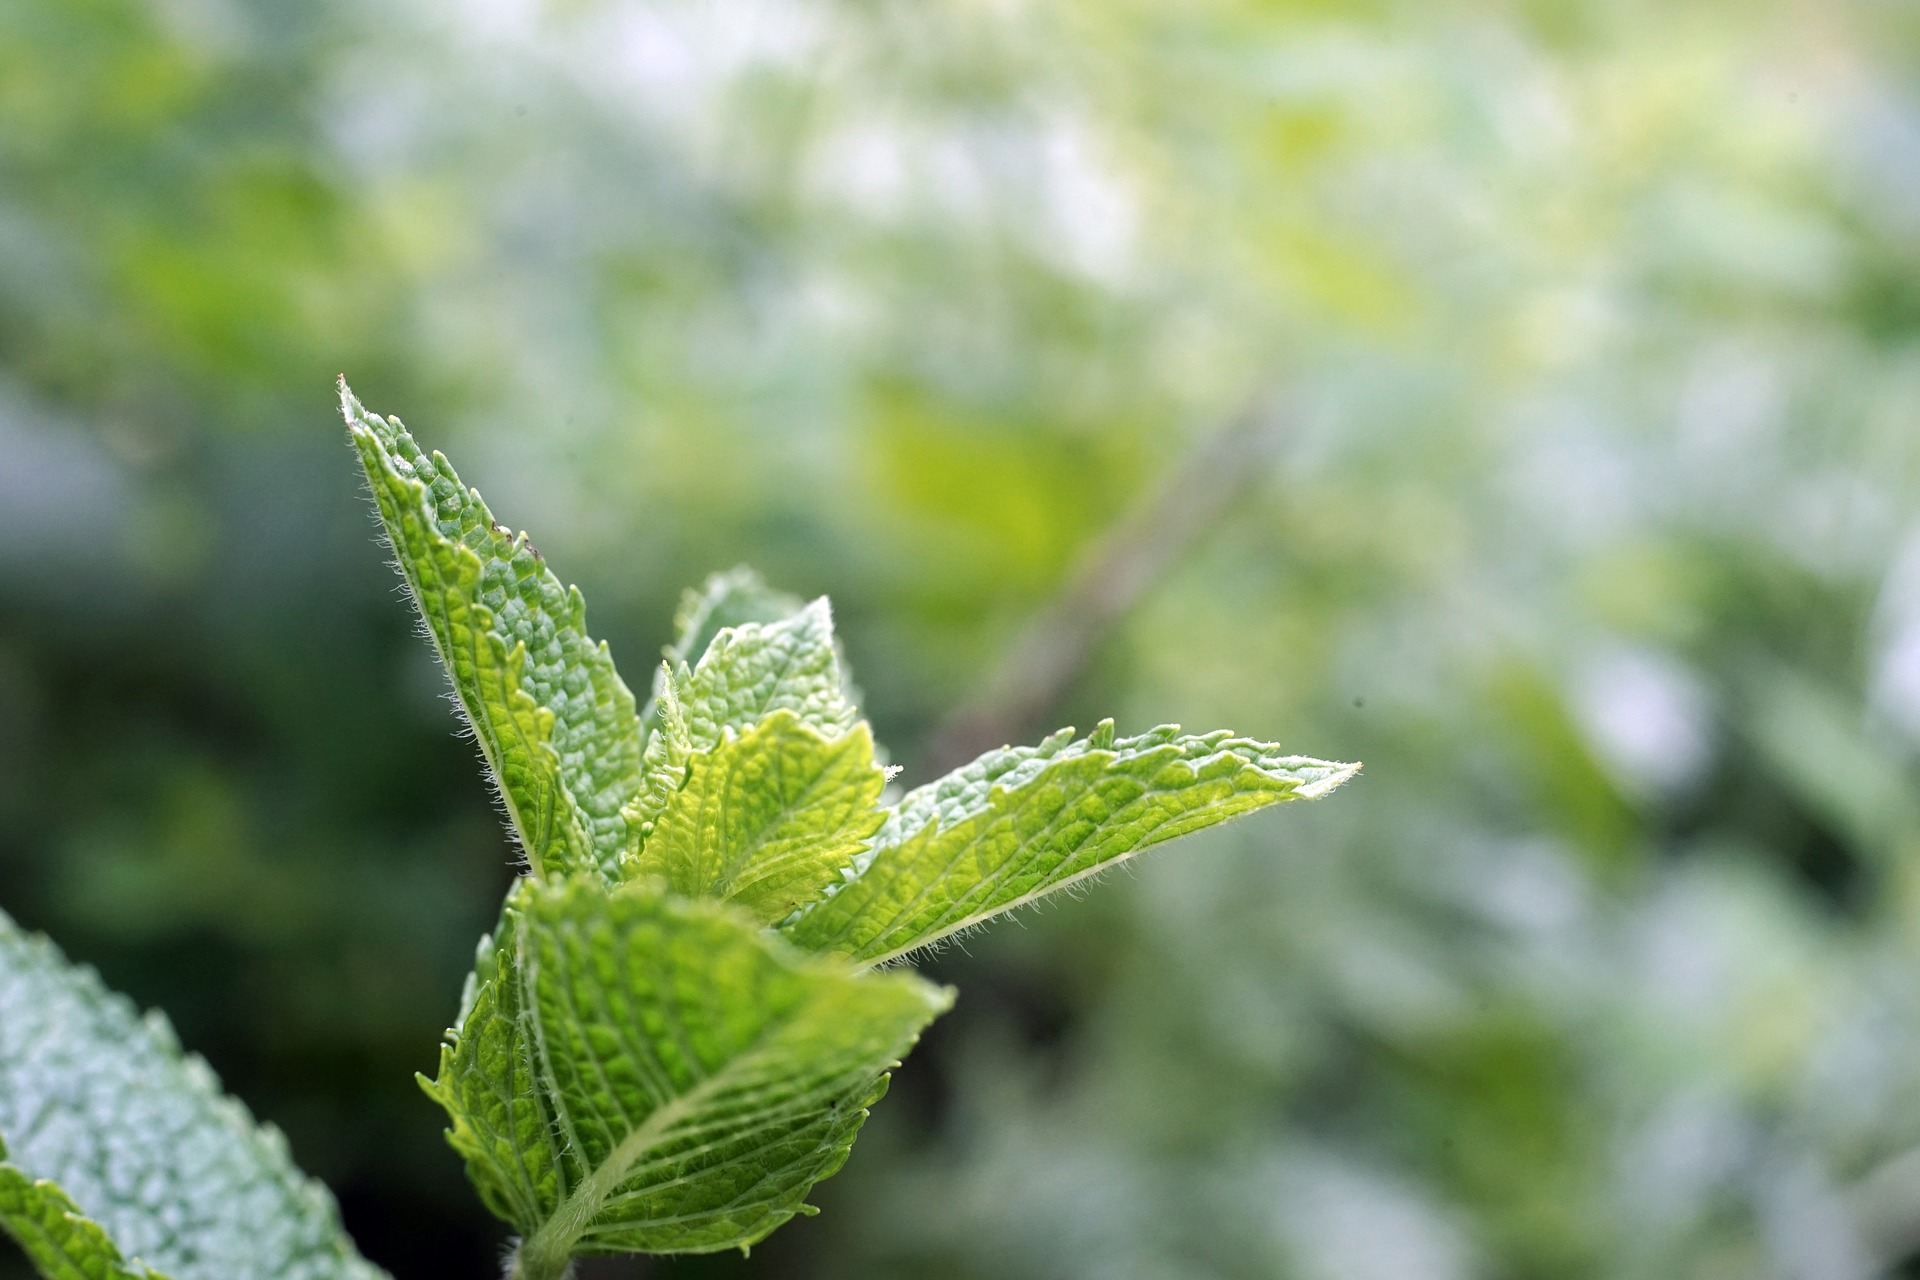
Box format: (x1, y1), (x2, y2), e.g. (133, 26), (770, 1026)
(0, 385), (1356, 1280)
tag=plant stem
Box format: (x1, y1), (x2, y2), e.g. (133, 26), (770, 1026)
(507, 1240), (573, 1280)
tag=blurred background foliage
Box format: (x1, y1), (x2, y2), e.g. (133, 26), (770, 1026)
(5, 0), (1920, 1276)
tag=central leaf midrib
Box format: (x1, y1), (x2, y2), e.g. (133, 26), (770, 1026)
(717, 744), (855, 897)
(514, 943), (802, 1277)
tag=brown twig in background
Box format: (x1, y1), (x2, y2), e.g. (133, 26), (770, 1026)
(920, 398), (1293, 774)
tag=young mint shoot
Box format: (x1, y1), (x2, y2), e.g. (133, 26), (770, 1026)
(0, 383), (1357, 1280)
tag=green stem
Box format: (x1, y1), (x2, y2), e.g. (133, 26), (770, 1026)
(508, 1239), (574, 1280)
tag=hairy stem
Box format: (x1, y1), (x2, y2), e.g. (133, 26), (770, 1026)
(507, 1242), (574, 1280)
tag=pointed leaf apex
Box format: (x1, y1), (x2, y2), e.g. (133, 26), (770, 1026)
(344, 386), (644, 880)
(1295, 759), (1362, 799)
(785, 724), (1360, 964)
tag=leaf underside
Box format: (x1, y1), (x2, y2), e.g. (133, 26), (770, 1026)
(0, 909), (386, 1280)
(422, 879), (949, 1263)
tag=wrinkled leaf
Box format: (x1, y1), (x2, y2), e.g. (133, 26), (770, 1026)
(343, 380), (643, 878)
(0, 908), (385, 1280)
(630, 710), (888, 924)
(420, 878), (949, 1266)
(644, 567), (807, 733)
(668, 598), (858, 747)
(624, 599), (859, 850)
(785, 722), (1360, 965)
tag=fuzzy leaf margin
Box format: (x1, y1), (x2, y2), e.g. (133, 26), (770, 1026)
(343, 380), (643, 879)
(784, 722), (1360, 965)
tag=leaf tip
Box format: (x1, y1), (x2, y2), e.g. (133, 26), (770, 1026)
(920, 981), (959, 1017)
(337, 376), (364, 425)
(1298, 759), (1362, 799)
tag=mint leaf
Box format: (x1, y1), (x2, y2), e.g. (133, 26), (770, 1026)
(342, 381), (643, 878)
(668, 598), (858, 745)
(0, 1155), (158, 1280)
(334, 392), (1358, 1274)
(653, 568), (806, 699)
(0, 908), (385, 1280)
(420, 878), (950, 1268)
(624, 599), (860, 852)
(641, 568), (807, 741)
(783, 722), (1360, 965)
(630, 710), (889, 924)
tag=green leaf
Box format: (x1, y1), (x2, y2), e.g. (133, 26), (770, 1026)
(0, 908), (385, 1280)
(342, 380), (643, 879)
(0, 1158), (160, 1280)
(667, 597), (858, 745)
(783, 722), (1360, 965)
(629, 710), (889, 924)
(644, 568), (807, 733)
(420, 878), (950, 1271)
(623, 599), (860, 852)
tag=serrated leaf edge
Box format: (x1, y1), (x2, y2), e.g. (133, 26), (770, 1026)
(793, 723), (1360, 967)
(0, 915), (383, 1280)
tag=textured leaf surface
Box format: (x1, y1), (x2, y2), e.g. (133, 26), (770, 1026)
(784, 722), (1360, 965)
(624, 600), (859, 851)
(0, 908), (385, 1280)
(631, 711), (888, 924)
(668, 598), (857, 747)
(644, 568), (806, 734)
(342, 380), (642, 878)
(421, 879), (949, 1267)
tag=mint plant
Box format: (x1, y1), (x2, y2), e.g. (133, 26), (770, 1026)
(0, 382), (1357, 1280)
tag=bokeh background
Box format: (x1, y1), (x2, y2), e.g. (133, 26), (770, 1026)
(6, 0), (1920, 1276)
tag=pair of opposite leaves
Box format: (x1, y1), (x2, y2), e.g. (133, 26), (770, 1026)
(0, 384), (1356, 1280)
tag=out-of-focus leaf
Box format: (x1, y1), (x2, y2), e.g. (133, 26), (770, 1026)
(0, 908), (385, 1280)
